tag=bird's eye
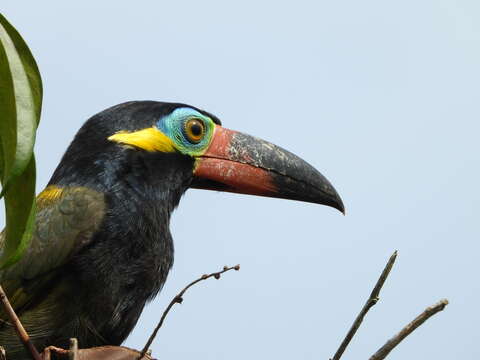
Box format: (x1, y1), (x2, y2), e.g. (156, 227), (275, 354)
(184, 118), (205, 144)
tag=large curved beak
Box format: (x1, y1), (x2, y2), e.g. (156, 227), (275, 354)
(191, 126), (345, 213)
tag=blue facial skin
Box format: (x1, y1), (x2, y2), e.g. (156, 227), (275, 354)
(156, 107), (215, 156)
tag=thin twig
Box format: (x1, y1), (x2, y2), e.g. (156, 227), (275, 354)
(0, 284), (42, 360)
(331, 251), (397, 360)
(369, 299), (448, 360)
(42, 346), (68, 359)
(69, 338), (78, 360)
(139, 264), (241, 359)
(42, 347), (51, 360)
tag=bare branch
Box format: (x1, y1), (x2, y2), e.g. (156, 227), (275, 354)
(69, 338), (78, 360)
(331, 251), (397, 360)
(369, 299), (449, 360)
(42, 345), (152, 360)
(42, 345), (69, 358)
(43, 347), (52, 360)
(0, 284), (42, 360)
(139, 264), (241, 358)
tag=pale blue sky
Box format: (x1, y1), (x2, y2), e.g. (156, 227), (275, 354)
(1, 1), (479, 359)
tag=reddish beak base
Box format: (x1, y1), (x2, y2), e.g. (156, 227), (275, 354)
(193, 157), (277, 197)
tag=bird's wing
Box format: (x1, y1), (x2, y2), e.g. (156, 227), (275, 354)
(0, 186), (106, 307)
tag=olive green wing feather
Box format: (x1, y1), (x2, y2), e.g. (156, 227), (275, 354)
(0, 186), (106, 311)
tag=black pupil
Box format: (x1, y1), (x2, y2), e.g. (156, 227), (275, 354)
(190, 121), (203, 137)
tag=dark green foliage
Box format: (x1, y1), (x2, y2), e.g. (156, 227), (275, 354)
(0, 14), (43, 267)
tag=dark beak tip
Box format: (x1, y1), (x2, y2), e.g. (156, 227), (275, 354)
(309, 177), (345, 215)
(337, 201), (346, 215)
(333, 191), (345, 215)
(326, 193), (345, 215)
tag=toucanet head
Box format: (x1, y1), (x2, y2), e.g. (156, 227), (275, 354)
(50, 101), (344, 213)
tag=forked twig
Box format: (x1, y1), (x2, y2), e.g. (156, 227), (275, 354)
(369, 299), (449, 360)
(0, 284), (42, 360)
(140, 264), (241, 358)
(331, 251), (397, 360)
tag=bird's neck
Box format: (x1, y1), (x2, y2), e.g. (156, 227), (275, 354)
(51, 150), (194, 262)
(49, 150), (195, 344)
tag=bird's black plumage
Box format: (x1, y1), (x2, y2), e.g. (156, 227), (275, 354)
(0, 101), (343, 359)
(48, 102), (220, 345)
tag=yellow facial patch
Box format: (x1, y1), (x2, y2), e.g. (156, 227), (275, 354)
(107, 127), (176, 153)
(37, 185), (63, 204)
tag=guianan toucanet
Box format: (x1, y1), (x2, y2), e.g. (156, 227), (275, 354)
(0, 101), (344, 359)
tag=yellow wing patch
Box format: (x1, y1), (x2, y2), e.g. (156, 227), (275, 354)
(108, 127), (176, 153)
(37, 186), (63, 205)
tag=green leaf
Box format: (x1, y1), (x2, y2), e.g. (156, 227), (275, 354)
(0, 13), (42, 193)
(0, 26), (16, 192)
(1, 157), (36, 268)
(0, 135), (4, 181)
(0, 14), (42, 268)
